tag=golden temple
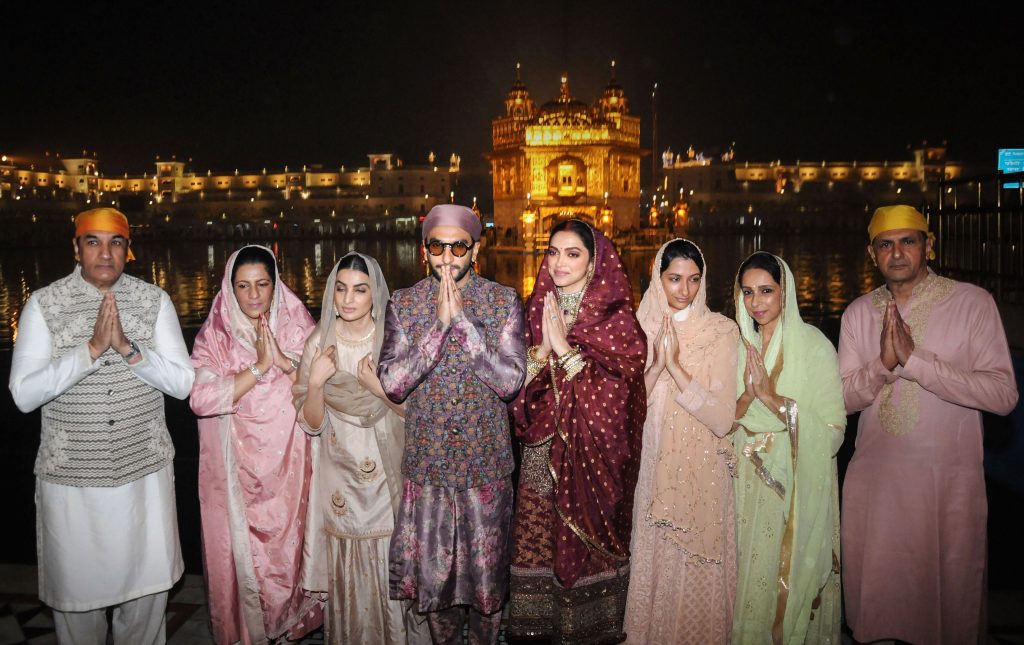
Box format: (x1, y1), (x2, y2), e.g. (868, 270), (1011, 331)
(488, 62), (646, 248)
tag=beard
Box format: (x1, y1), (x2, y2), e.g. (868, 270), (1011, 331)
(429, 259), (474, 283)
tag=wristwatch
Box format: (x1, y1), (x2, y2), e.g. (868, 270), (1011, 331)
(122, 339), (141, 361)
(282, 357), (299, 375)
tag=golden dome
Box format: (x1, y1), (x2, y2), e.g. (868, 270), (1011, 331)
(537, 73), (594, 126)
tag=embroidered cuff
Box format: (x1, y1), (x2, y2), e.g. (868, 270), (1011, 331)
(297, 406), (331, 436)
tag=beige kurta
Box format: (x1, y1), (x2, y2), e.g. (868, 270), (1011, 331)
(298, 330), (426, 645)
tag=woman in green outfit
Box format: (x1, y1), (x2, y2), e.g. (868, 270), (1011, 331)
(731, 251), (846, 644)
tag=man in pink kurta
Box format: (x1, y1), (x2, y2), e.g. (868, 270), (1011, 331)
(839, 205), (1018, 645)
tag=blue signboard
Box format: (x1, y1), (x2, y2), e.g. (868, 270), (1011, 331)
(998, 149), (1024, 188)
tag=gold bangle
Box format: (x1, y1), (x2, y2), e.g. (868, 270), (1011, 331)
(526, 345), (545, 379)
(558, 347), (585, 380)
(556, 346), (580, 368)
(563, 354), (585, 380)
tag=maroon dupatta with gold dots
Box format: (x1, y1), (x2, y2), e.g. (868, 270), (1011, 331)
(511, 229), (647, 588)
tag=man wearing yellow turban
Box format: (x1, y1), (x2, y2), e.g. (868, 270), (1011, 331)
(838, 205), (1018, 644)
(8, 207), (195, 644)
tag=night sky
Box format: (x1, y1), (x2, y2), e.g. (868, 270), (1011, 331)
(5, 0), (1022, 178)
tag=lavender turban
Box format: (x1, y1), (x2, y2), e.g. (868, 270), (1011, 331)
(422, 204), (482, 241)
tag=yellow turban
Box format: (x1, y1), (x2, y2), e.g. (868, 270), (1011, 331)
(75, 207), (135, 261)
(867, 204), (935, 260)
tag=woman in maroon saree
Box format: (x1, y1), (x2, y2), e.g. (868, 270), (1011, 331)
(508, 219), (647, 644)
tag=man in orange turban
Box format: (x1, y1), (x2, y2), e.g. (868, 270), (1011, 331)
(9, 206), (195, 644)
(74, 206), (136, 266)
(838, 204), (1018, 644)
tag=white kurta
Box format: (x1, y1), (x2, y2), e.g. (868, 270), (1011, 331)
(10, 292), (194, 611)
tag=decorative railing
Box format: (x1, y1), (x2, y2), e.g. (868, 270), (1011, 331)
(927, 172), (1024, 303)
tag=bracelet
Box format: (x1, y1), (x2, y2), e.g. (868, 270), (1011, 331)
(281, 357), (299, 375)
(558, 347), (585, 380)
(563, 355), (585, 380)
(556, 346), (580, 368)
(526, 345), (546, 379)
(249, 363), (265, 382)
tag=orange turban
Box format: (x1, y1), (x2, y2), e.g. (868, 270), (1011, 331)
(868, 204), (935, 260)
(75, 208), (135, 261)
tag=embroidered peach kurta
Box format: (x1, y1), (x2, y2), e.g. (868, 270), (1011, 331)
(624, 239), (739, 645)
(840, 274), (1018, 645)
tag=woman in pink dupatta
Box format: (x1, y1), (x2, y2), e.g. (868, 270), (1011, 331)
(508, 220), (647, 644)
(190, 245), (323, 643)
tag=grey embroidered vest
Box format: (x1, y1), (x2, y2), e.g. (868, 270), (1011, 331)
(34, 268), (175, 487)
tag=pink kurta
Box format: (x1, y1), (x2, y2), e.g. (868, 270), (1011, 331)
(190, 247), (323, 644)
(839, 274), (1018, 645)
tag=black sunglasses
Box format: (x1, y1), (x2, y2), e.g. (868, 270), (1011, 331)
(425, 239), (475, 257)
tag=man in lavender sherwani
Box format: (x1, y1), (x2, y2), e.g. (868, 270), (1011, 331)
(840, 205), (1018, 645)
(378, 204), (526, 644)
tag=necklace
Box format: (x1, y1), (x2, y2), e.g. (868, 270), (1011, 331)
(335, 322), (374, 344)
(555, 288), (584, 328)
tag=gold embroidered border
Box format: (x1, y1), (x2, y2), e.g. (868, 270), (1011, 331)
(740, 430), (786, 499)
(508, 563), (629, 642)
(871, 273), (954, 437)
(771, 398), (799, 645)
(554, 495), (630, 563)
(644, 511), (725, 564)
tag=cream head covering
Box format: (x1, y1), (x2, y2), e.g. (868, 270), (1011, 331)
(75, 207), (136, 261)
(422, 204), (482, 241)
(294, 252), (392, 423)
(868, 204), (935, 260)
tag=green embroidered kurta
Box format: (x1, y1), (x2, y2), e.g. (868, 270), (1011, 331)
(731, 255), (847, 645)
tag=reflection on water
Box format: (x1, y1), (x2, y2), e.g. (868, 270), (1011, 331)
(0, 233), (880, 349)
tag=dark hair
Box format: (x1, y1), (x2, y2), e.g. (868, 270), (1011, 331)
(737, 252), (782, 331)
(231, 246), (276, 286)
(336, 253), (369, 275)
(549, 219), (595, 259)
(737, 251), (781, 286)
(660, 239), (704, 274)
